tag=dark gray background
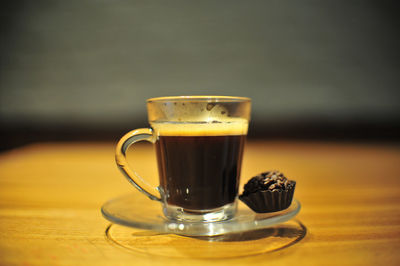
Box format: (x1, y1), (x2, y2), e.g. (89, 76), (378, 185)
(1, 0), (399, 148)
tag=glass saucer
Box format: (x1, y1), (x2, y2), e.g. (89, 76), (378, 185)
(101, 192), (301, 237)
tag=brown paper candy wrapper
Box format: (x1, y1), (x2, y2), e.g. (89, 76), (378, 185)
(239, 182), (296, 213)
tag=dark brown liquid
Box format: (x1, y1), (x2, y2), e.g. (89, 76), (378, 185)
(155, 135), (245, 210)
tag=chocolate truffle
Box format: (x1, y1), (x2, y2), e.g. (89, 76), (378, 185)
(239, 171), (296, 213)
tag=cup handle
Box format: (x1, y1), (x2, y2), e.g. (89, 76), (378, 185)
(115, 128), (162, 202)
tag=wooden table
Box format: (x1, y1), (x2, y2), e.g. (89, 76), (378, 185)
(0, 141), (399, 265)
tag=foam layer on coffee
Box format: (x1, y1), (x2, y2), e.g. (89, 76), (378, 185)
(151, 119), (248, 136)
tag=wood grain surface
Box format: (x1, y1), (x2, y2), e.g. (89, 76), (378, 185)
(0, 141), (399, 265)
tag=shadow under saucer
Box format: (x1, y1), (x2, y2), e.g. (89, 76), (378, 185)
(105, 219), (307, 259)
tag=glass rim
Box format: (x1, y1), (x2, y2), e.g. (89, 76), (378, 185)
(147, 95), (251, 103)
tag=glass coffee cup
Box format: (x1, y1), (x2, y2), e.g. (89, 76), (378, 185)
(115, 96), (251, 222)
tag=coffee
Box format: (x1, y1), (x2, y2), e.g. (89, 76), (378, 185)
(152, 121), (247, 211)
(156, 134), (245, 210)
